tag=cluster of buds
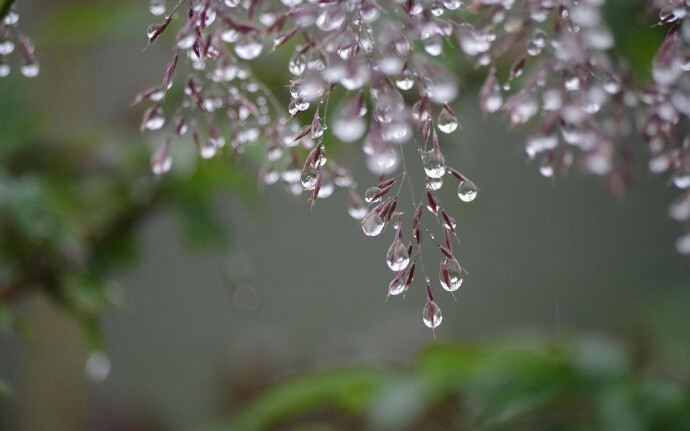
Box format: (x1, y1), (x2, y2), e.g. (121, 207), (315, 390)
(644, 1), (690, 255)
(0, 3), (39, 78)
(138, 0), (690, 329)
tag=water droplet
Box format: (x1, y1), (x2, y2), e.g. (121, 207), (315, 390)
(386, 239), (410, 271)
(424, 37), (443, 56)
(300, 166), (319, 190)
(85, 351), (111, 383)
(0, 39), (14, 56)
(348, 198), (368, 220)
(437, 109), (458, 134)
(289, 52), (307, 76)
(362, 210), (385, 236)
(421, 150), (446, 178)
(439, 258), (463, 292)
(20, 62), (39, 78)
(149, 0), (166, 16)
(457, 180), (478, 202)
(0, 63), (9, 78)
(396, 70), (415, 90)
(365, 186), (382, 203)
(234, 35), (263, 60)
(199, 140), (217, 159)
(480, 74), (503, 113)
(388, 276), (406, 296)
(677, 232), (690, 255)
(422, 301), (442, 328)
(146, 23), (160, 40)
(443, 0), (462, 11)
(426, 176), (443, 191)
(151, 144), (172, 175)
(673, 171), (690, 189)
(3, 10), (19, 26)
(143, 107), (165, 130)
(539, 157), (554, 178)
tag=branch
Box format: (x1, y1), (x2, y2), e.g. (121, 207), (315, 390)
(0, 0), (16, 22)
(0, 195), (161, 305)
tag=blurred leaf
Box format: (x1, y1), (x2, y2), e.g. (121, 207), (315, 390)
(0, 378), (13, 398)
(40, 1), (150, 46)
(207, 368), (389, 431)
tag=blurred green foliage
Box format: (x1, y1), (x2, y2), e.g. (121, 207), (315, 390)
(203, 334), (689, 431)
(0, 73), (257, 350)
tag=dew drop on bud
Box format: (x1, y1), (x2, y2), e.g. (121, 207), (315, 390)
(289, 52), (307, 76)
(365, 186), (382, 203)
(443, 0), (462, 11)
(396, 70), (414, 90)
(386, 239), (410, 271)
(421, 150), (446, 178)
(439, 259), (463, 292)
(199, 140), (217, 159)
(457, 180), (478, 202)
(300, 166), (319, 190)
(348, 199), (368, 220)
(539, 157), (554, 178)
(423, 301), (442, 328)
(234, 35), (263, 60)
(151, 144), (172, 175)
(21, 62), (39, 78)
(147, 23), (160, 40)
(389, 276), (406, 296)
(437, 109), (458, 134)
(426, 176), (443, 191)
(143, 106), (165, 131)
(362, 210), (385, 236)
(149, 0), (166, 16)
(0, 40), (14, 56)
(672, 171), (690, 189)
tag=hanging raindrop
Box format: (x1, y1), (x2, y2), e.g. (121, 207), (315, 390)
(421, 150), (446, 178)
(362, 210), (385, 236)
(457, 180), (478, 202)
(422, 301), (443, 328)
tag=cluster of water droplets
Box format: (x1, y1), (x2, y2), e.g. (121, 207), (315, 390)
(643, 1), (690, 256)
(0, 5), (39, 79)
(135, 0), (690, 333)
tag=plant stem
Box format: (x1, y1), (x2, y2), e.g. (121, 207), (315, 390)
(0, 0), (15, 22)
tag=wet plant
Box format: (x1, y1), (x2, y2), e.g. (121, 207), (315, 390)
(130, 0), (690, 330)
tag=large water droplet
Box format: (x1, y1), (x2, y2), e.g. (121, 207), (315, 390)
(289, 52), (307, 76)
(457, 180), (478, 202)
(426, 176), (443, 191)
(673, 171), (690, 189)
(439, 259), (463, 292)
(365, 186), (382, 203)
(348, 198), (368, 220)
(199, 140), (217, 159)
(20, 62), (39, 78)
(396, 69), (414, 90)
(423, 301), (442, 328)
(300, 166), (318, 190)
(362, 210), (385, 236)
(437, 109), (458, 134)
(0, 40), (14, 56)
(388, 276), (406, 296)
(421, 150), (446, 178)
(235, 35), (263, 60)
(386, 239), (410, 271)
(149, 0), (166, 16)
